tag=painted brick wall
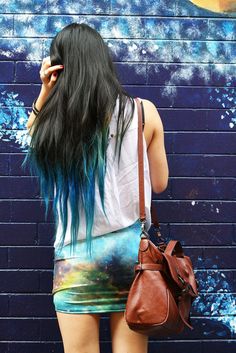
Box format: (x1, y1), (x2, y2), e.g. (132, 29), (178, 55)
(0, 1), (235, 352)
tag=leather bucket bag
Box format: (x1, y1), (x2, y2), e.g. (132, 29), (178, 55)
(125, 98), (200, 337)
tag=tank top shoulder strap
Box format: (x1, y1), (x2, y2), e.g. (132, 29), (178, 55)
(135, 97), (145, 131)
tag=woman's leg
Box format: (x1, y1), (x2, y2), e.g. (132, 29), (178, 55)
(56, 311), (100, 353)
(110, 311), (148, 353)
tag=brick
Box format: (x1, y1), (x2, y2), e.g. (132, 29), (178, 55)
(38, 223), (57, 246)
(11, 200), (53, 222)
(208, 19), (236, 41)
(202, 341), (236, 352)
(160, 109), (236, 131)
(110, 0), (176, 16)
(0, 39), (43, 60)
(0, 15), (13, 37)
(167, 224), (235, 246)
(105, 39), (236, 64)
(39, 270), (53, 292)
(167, 155), (236, 177)
(14, 15), (145, 38)
(0, 271), (39, 292)
(196, 269), (236, 292)
(9, 294), (54, 316)
(40, 317), (63, 340)
(0, 176), (40, 198)
(0, 295), (9, 315)
(170, 132), (236, 153)
(8, 247), (54, 269)
(47, 0), (110, 14)
(125, 86), (235, 108)
(0, 318), (40, 340)
(152, 200), (236, 223)
(115, 63), (147, 84)
(8, 342), (64, 353)
(0, 84), (41, 106)
(15, 61), (41, 83)
(0, 223), (36, 245)
(0, 62), (14, 82)
(170, 177), (236, 200)
(145, 18), (208, 40)
(0, 201), (11, 222)
(9, 154), (32, 176)
(0, 154), (9, 175)
(0, 0), (47, 13)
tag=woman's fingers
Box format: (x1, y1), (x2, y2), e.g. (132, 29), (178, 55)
(44, 65), (64, 76)
(39, 56), (64, 91)
(42, 56), (51, 68)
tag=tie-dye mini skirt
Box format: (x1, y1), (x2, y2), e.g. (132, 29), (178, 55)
(52, 219), (142, 314)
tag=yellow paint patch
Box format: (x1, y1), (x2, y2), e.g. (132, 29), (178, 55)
(190, 0), (236, 13)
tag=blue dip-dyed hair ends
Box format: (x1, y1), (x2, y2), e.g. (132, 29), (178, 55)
(21, 22), (135, 259)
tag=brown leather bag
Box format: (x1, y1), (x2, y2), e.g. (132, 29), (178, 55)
(124, 98), (200, 337)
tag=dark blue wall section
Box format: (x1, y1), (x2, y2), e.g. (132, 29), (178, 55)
(0, 0), (235, 352)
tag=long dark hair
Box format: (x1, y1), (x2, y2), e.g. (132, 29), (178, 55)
(22, 22), (135, 257)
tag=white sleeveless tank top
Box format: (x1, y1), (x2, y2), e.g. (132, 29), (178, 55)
(53, 97), (152, 249)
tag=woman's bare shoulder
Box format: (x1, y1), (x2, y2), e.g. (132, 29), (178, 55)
(140, 98), (164, 147)
(141, 99), (163, 128)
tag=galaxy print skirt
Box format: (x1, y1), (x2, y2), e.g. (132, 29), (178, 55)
(52, 219), (142, 314)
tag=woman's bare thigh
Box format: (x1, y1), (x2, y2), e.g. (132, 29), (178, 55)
(110, 311), (148, 353)
(56, 311), (100, 353)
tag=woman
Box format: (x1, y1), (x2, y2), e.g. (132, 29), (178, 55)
(24, 23), (169, 353)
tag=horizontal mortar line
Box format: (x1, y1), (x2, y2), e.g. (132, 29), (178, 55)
(2, 36), (236, 43)
(0, 268), (234, 272)
(4, 84), (236, 89)
(1, 222), (235, 225)
(3, 83), (236, 88)
(11, 14), (236, 20)
(1, 245), (235, 248)
(2, 152), (235, 156)
(156, 222), (236, 224)
(3, 35), (236, 42)
(0, 315), (234, 320)
(1, 198), (236, 201)
(2, 267), (234, 270)
(1, 339), (236, 343)
(0, 269), (53, 271)
(0, 291), (235, 295)
(2, 59), (236, 64)
(13, 107), (236, 111)
(153, 199), (236, 201)
(6, 12), (236, 19)
(0, 293), (53, 295)
(1, 176), (235, 179)
(126, 84), (236, 88)
(164, 176), (236, 179)
(2, 153), (236, 156)
(152, 199), (236, 201)
(113, 60), (236, 64)
(4, 130), (236, 133)
(10, 60), (236, 65)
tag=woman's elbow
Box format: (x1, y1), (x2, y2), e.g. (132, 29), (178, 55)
(152, 180), (168, 194)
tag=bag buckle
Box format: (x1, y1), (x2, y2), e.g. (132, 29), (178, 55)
(177, 274), (186, 285)
(140, 219), (149, 238)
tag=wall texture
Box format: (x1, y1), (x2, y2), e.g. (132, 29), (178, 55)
(0, 0), (235, 352)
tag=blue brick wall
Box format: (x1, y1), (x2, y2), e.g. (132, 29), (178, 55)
(0, 1), (235, 352)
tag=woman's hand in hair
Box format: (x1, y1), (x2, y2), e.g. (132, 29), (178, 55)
(39, 56), (64, 94)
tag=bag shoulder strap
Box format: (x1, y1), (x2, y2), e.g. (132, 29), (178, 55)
(135, 97), (146, 222)
(135, 97), (161, 229)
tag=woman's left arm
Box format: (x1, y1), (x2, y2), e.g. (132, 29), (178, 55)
(26, 86), (49, 130)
